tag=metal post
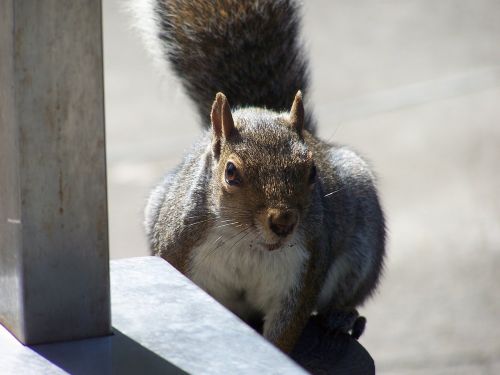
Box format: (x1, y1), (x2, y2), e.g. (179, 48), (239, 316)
(0, 0), (110, 345)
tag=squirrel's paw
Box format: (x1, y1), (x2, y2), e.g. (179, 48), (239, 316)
(320, 309), (366, 340)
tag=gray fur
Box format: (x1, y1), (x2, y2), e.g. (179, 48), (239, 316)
(152, 0), (315, 133)
(140, 0), (386, 351)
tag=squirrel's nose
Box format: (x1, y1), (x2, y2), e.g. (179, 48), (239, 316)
(268, 209), (298, 237)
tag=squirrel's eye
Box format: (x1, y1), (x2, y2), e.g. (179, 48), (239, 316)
(309, 164), (317, 185)
(225, 162), (241, 185)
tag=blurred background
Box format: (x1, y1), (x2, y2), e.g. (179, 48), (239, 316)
(102, 1), (500, 373)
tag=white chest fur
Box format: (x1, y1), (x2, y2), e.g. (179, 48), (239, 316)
(188, 222), (309, 321)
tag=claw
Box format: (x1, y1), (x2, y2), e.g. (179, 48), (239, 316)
(320, 309), (367, 340)
(351, 316), (366, 339)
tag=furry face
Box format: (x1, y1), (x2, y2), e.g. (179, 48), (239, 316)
(211, 108), (316, 251)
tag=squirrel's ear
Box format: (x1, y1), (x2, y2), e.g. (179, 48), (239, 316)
(289, 90), (304, 135)
(211, 92), (235, 140)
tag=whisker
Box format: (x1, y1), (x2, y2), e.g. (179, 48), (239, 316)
(186, 233), (226, 275)
(204, 225), (251, 260)
(324, 187), (345, 198)
(228, 229), (253, 252)
(184, 217), (238, 228)
(182, 214), (217, 220)
(213, 221), (240, 229)
(185, 218), (216, 227)
(197, 225), (251, 266)
(325, 122), (344, 143)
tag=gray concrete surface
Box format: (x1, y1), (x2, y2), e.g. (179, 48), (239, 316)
(102, 0), (500, 373)
(2, 257), (306, 374)
(1, 1), (110, 345)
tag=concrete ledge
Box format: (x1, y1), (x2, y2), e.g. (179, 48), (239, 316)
(0, 256), (373, 374)
(110, 256), (305, 374)
(0, 257), (304, 374)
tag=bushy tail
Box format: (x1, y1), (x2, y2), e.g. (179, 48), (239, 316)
(134, 0), (315, 132)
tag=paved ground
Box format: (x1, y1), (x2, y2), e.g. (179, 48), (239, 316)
(103, 1), (500, 373)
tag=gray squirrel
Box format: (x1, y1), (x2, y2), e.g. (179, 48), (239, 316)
(136, 0), (386, 353)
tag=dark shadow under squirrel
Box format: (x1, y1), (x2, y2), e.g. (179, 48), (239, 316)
(134, 0), (386, 355)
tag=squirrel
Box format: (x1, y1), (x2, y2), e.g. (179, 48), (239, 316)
(134, 0), (386, 354)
